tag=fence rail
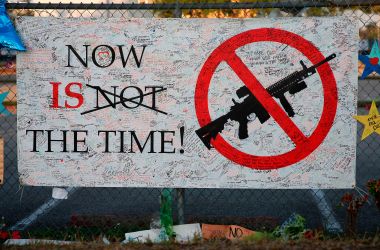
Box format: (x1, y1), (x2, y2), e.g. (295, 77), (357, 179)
(6, 1), (380, 10)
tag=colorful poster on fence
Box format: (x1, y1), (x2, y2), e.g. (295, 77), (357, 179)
(16, 17), (357, 188)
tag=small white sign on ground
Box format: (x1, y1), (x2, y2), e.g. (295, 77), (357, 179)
(123, 223), (202, 243)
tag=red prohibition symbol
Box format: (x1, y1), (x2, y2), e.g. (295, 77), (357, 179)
(194, 28), (338, 170)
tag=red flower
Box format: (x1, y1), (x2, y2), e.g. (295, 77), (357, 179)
(70, 215), (79, 226)
(363, 194), (369, 201)
(341, 193), (353, 203)
(0, 230), (9, 240)
(11, 231), (21, 239)
(303, 230), (314, 239)
(376, 181), (380, 192)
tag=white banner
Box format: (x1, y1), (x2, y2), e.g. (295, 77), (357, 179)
(17, 17), (357, 188)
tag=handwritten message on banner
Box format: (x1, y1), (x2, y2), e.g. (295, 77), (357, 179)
(17, 17), (357, 188)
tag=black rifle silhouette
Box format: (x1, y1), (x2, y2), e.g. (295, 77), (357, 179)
(196, 53), (336, 149)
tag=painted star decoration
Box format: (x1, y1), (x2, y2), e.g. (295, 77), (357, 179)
(359, 41), (380, 79)
(0, 91), (11, 116)
(354, 101), (380, 141)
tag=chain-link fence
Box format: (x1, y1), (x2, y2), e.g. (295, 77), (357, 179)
(0, 0), (379, 240)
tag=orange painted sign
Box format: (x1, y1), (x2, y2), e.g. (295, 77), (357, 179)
(202, 224), (255, 240)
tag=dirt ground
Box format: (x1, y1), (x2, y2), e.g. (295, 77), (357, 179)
(2, 237), (380, 250)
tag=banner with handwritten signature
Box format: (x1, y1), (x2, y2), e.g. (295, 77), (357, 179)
(16, 17), (357, 188)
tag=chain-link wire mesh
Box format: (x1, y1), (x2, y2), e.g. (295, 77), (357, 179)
(0, 0), (379, 240)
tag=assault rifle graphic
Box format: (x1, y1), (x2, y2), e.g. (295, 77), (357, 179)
(196, 53), (336, 149)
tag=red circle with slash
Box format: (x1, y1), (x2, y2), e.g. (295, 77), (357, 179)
(194, 28), (337, 170)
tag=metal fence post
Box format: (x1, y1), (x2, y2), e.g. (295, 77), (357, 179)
(174, 0), (181, 18)
(176, 188), (185, 224)
(173, 1), (185, 225)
